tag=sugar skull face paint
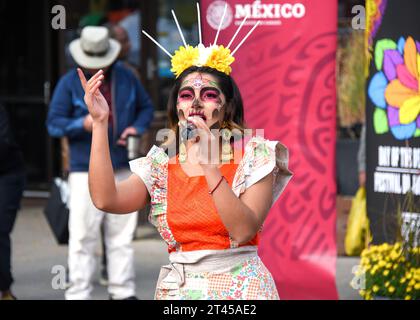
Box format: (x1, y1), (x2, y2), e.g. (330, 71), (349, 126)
(191, 76), (205, 89)
(176, 72), (225, 128)
(178, 87), (221, 104)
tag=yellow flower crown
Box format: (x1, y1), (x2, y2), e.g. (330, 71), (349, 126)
(170, 44), (234, 78)
(142, 3), (260, 78)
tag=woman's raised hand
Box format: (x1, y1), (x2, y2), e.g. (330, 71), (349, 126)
(77, 68), (109, 122)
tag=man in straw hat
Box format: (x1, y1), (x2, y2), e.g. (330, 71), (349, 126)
(47, 26), (154, 300)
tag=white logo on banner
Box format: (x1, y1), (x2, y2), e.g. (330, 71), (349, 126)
(207, 1), (234, 30)
(207, 0), (306, 29)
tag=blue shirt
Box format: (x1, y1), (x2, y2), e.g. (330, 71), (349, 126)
(46, 61), (155, 172)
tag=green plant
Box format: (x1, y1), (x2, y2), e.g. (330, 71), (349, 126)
(337, 29), (366, 130)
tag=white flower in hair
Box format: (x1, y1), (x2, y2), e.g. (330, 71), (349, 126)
(196, 44), (215, 67)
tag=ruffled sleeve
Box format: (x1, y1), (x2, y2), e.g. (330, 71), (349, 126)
(129, 145), (168, 196)
(232, 136), (293, 205)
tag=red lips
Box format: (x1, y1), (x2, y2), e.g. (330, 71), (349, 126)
(189, 112), (207, 121)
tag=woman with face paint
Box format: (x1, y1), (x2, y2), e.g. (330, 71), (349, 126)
(166, 66), (245, 166)
(78, 64), (293, 299)
(78, 58), (293, 300)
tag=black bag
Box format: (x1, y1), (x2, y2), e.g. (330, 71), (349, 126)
(44, 177), (69, 245)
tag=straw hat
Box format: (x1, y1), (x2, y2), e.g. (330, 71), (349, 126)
(69, 26), (121, 69)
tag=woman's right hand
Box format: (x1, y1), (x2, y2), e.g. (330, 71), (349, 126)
(77, 68), (109, 122)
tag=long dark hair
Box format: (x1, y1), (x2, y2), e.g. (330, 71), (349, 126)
(163, 66), (246, 152)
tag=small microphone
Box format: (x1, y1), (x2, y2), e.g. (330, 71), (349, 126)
(181, 121), (198, 141)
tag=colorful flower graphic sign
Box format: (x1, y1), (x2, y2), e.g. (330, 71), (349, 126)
(368, 36), (420, 140)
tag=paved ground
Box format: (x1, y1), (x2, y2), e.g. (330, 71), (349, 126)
(10, 204), (361, 300)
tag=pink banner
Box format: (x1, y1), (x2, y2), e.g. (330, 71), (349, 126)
(202, 0), (338, 299)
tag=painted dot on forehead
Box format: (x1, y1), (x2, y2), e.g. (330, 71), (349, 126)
(192, 76), (204, 89)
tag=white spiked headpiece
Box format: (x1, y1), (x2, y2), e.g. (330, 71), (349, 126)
(142, 3), (261, 78)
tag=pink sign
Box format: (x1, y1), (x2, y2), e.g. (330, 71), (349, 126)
(202, 0), (339, 299)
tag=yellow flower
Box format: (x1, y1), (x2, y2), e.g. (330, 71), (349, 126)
(390, 251), (400, 260)
(170, 44), (235, 77)
(381, 243), (390, 250)
(415, 283), (420, 290)
(388, 286), (395, 293)
(383, 270), (390, 276)
(372, 285), (380, 293)
(170, 45), (199, 78)
(406, 287), (412, 293)
(405, 295), (412, 300)
(385, 281), (390, 288)
(206, 45), (235, 75)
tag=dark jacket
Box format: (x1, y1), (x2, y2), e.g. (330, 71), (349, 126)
(46, 61), (154, 172)
(0, 104), (24, 175)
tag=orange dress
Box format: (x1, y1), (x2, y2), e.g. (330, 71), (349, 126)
(167, 153), (259, 253)
(129, 136), (293, 299)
